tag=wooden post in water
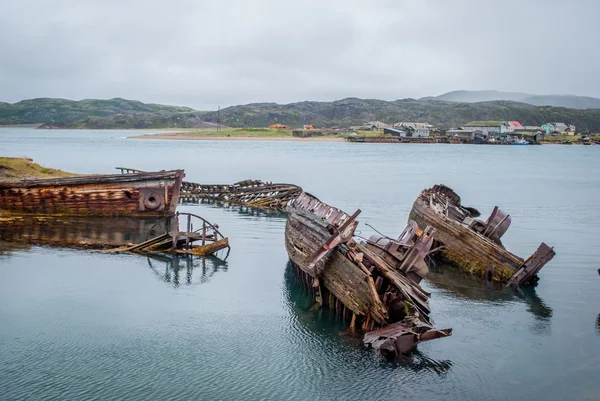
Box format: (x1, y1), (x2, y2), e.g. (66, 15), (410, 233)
(171, 213), (179, 252)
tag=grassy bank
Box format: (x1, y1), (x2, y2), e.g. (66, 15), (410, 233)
(541, 134), (600, 143)
(0, 157), (74, 181)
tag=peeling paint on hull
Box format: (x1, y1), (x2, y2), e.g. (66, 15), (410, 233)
(0, 170), (184, 216)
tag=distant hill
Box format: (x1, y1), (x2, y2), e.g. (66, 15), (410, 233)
(0, 98), (195, 126)
(522, 95), (600, 109)
(2, 96), (600, 132)
(428, 90), (600, 109)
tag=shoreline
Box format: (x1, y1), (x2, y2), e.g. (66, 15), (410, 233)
(131, 132), (345, 142)
(130, 133), (599, 145)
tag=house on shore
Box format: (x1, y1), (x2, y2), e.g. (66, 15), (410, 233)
(393, 122), (432, 137)
(513, 126), (545, 135)
(383, 127), (408, 137)
(446, 128), (484, 140)
(464, 121), (523, 135)
(349, 121), (389, 131)
(512, 126), (545, 144)
(268, 123), (289, 130)
(542, 122), (576, 135)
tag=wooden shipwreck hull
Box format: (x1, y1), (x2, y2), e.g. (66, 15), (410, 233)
(180, 179), (302, 210)
(0, 170), (184, 216)
(409, 184), (555, 286)
(285, 192), (451, 359)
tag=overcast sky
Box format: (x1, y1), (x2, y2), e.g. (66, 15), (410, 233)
(0, 0), (598, 109)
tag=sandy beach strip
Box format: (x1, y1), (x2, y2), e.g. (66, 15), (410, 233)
(130, 132), (344, 142)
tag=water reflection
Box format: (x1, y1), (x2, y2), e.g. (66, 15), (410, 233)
(282, 262), (453, 372)
(0, 240), (31, 256)
(427, 262), (553, 335)
(146, 253), (229, 287)
(181, 198), (288, 220)
(0, 216), (167, 250)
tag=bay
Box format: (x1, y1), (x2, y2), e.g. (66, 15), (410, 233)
(1, 128), (599, 401)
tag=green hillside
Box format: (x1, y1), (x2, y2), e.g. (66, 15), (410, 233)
(2, 97), (600, 132)
(0, 97), (193, 125)
(199, 98), (600, 132)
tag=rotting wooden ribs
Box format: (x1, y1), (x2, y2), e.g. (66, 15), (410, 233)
(180, 179), (302, 210)
(284, 191), (451, 359)
(115, 168), (301, 211)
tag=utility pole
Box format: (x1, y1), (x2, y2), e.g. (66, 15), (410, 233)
(217, 106), (220, 133)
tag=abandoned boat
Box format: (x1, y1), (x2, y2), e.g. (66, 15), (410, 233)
(285, 191), (451, 359)
(116, 167), (301, 211)
(409, 184), (555, 286)
(0, 170), (184, 216)
(114, 212), (230, 257)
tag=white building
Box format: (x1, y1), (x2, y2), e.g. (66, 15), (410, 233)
(464, 121), (523, 135)
(394, 122), (432, 137)
(542, 122), (576, 135)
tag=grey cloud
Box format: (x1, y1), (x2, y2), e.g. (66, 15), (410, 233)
(0, 0), (598, 109)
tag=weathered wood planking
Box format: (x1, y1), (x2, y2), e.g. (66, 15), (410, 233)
(284, 191), (452, 357)
(409, 185), (555, 285)
(284, 196), (388, 322)
(0, 170), (184, 216)
(410, 197), (521, 281)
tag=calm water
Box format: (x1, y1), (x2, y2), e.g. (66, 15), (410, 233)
(1, 129), (599, 401)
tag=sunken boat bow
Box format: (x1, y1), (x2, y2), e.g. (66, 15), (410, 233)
(409, 184), (555, 286)
(285, 192), (451, 359)
(0, 170), (185, 216)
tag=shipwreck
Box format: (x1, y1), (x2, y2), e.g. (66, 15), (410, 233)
(111, 212), (230, 257)
(0, 170), (185, 216)
(116, 167), (301, 211)
(409, 184), (555, 286)
(285, 191), (451, 359)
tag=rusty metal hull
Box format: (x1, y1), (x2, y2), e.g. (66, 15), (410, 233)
(0, 170), (184, 216)
(409, 186), (555, 284)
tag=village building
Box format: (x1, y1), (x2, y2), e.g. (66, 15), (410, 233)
(349, 121), (389, 131)
(511, 126), (545, 144)
(446, 128), (484, 140)
(383, 127), (408, 137)
(463, 121), (523, 135)
(513, 126), (545, 135)
(268, 123), (288, 129)
(542, 122), (576, 135)
(366, 121), (389, 130)
(393, 122), (432, 137)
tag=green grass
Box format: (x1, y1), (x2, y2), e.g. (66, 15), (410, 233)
(0, 157), (74, 181)
(541, 134), (600, 143)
